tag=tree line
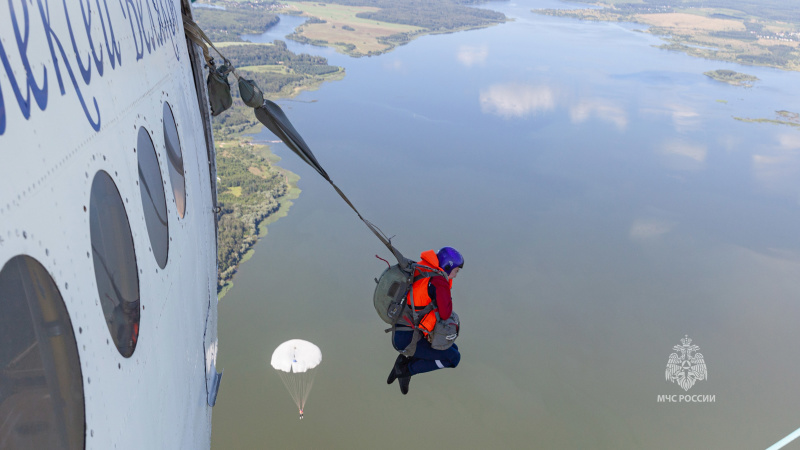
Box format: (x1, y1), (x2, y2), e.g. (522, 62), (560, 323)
(208, 41), (341, 292)
(321, 0), (505, 30)
(569, 0), (800, 24)
(216, 142), (288, 285)
(193, 4), (280, 42)
(222, 41), (338, 75)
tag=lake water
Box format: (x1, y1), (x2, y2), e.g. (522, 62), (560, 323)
(212, 1), (800, 448)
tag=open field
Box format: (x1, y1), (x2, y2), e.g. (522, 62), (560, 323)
(238, 65), (292, 74)
(637, 12), (744, 31)
(285, 2), (421, 32)
(282, 2), (422, 55)
(214, 41), (274, 49)
(225, 186), (243, 197)
(535, 5), (800, 71)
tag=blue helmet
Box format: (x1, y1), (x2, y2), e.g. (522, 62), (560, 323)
(436, 247), (464, 275)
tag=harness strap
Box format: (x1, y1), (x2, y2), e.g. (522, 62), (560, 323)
(412, 271), (445, 283)
(385, 264), (422, 356)
(385, 267), (441, 356)
(388, 306), (421, 356)
(416, 303), (436, 316)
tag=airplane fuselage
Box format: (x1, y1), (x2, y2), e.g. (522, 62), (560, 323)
(1, 0), (219, 448)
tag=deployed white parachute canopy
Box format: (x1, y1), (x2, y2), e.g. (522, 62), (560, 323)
(271, 340), (322, 415)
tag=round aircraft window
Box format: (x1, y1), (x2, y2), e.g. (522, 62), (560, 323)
(0, 255), (85, 449)
(138, 126), (169, 268)
(163, 102), (186, 218)
(90, 171), (140, 357)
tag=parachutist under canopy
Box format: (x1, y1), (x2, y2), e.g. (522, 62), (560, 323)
(271, 340), (321, 418)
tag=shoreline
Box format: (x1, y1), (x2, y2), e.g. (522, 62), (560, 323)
(280, 1), (507, 58)
(533, 4), (800, 72)
(206, 22), (346, 299)
(217, 154), (301, 300)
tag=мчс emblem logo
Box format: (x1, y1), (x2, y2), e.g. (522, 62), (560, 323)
(665, 335), (707, 391)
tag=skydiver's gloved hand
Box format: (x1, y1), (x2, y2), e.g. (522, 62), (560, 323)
(387, 354), (409, 385)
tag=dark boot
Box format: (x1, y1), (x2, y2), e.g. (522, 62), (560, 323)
(398, 374), (411, 395)
(387, 354), (408, 385)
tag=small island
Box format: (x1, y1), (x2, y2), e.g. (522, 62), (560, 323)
(704, 69), (759, 86)
(734, 110), (800, 129)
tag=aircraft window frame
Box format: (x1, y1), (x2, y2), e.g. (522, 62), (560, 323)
(163, 102), (187, 218)
(89, 170), (140, 358)
(0, 255), (85, 449)
(137, 126), (170, 269)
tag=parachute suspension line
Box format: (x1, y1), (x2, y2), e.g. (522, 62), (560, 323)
(271, 340), (322, 414)
(276, 371), (300, 409)
(276, 367), (318, 411)
(300, 368), (318, 409)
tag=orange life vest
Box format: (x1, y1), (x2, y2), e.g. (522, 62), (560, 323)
(406, 250), (451, 335)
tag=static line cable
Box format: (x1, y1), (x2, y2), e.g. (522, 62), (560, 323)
(328, 178), (409, 268)
(253, 101), (411, 269)
(182, 14), (408, 266)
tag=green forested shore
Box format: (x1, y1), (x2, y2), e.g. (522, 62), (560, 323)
(197, 0), (506, 57)
(285, 0), (506, 56)
(196, 7), (344, 296)
(323, 0), (505, 29)
(193, 4), (281, 42)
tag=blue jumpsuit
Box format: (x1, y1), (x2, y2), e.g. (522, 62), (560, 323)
(393, 330), (460, 375)
(392, 279), (461, 375)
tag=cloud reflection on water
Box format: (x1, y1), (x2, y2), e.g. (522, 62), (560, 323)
(479, 83), (556, 118)
(570, 99), (628, 130)
(382, 59), (405, 72)
(629, 217), (676, 240)
(641, 103), (702, 133)
(666, 104), (701, 132)
(456, 45), (489, 67)
(752, 133), (800, 195)
(659, 139), (707, 170)
(479, 82), (627, 132)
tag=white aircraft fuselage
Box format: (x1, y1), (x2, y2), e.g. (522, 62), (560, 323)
(0, 0), (220, 448)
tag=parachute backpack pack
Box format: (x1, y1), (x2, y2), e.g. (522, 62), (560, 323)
(373, 261), (460, 355)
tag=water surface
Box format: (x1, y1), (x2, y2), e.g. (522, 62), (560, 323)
(213, 1), (800, 448)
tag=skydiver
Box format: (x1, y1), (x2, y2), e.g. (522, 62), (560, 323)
(387, 247), (463, 395)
